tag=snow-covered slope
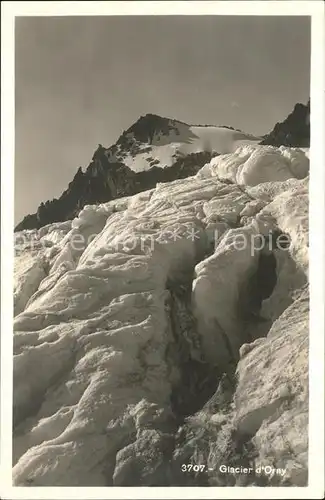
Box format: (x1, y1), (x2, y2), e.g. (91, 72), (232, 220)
(13, 144), (309, 486)
(119, 120), (261, 172)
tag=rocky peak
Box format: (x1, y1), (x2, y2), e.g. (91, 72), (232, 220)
(118, 113), (182, 145)
(260, 100), (310, 147)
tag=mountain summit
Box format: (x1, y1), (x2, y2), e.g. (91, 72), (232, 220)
(15, 116), (261, 232)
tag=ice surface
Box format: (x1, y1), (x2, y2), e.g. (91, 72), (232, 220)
(197, 144), (309, 186)
(12, 145), (310, 486)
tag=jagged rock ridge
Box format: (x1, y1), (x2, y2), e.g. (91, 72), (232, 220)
(15, 150), (216, 231)
(260, 100), (310, 147)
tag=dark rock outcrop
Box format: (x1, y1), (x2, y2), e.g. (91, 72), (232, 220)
(117, 113), (187, 145)
(260, 100), (310, 148)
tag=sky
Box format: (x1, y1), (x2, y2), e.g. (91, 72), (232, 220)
(15, 15), (311, 223)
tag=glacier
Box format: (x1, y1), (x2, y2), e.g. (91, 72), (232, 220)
(12, 144), (309, 486)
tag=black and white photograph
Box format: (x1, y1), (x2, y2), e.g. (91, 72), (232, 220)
(1, 1), (324, 498)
